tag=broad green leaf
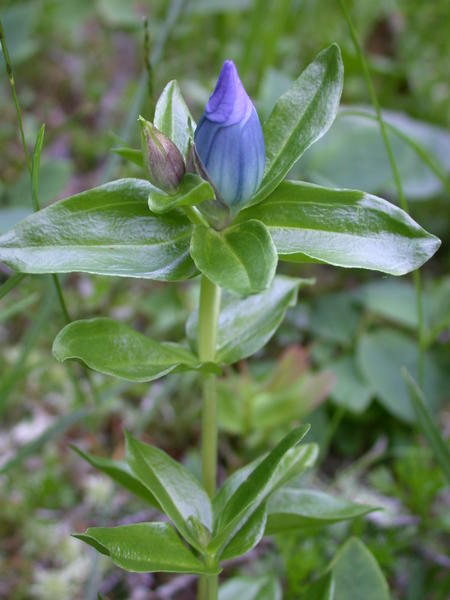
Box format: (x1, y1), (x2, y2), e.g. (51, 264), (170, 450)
(328, 356), (373, 414)
(302, 573), (335, 599)
(240, 180), (440, 275)
(330, 538), (389, 600)
(251, 44), (343, 205)
(154, 80), (195, 157)
(209, 425), (311, 556)
(353, 279), (420, 330)
(266, 489), (376, 534)
(308, 292), (360, 347)
(219, 575), (282, 600)
(125, 433), (212, 552)
(297, 108), (450, 200)
(74, 522), (216, 574)
(402, 368), (450, 482)
(357, 329), (445, 423)
(220, 502), (267, 561)
(190, 220), (277, 296)
(148, 173), (214, 214)
(187, 276), (309, 363)
(72, 446), (160, 507)
(0, 179), (196, 281)
(53, 318), (203, 382)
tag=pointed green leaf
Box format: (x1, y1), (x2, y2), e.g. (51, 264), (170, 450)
(220, 502), (267, 561)
(187, 276), (311, 363)
(241, 180), (440, 275)
(266, 489), (377, 535)
(53, 318), (204, 382)
(154, 80), (195, 157)
(0, 179), (196, 281)
(209, 425), (311, 556)
(219, 575), (282, 600)
(358, 330), (444, 423)
(251, 44), (343, 205)
(125, 433), (212, 552)
(74, 522), (216, 574)
(72, 446), (160, 508)
(190, 220), (277, 296)
(213, 443), (318, 545)
(112, 146), (144, 167)
(402, 368), (450, 482)
(330, 538), (389, 600)
(148, 173), (214, 214)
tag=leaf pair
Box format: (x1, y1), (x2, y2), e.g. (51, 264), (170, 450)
(75, 425), (376, 574)
(53, 276), (306, 381)
(0, 45), (440, 297)
(75, 426), (316, 572)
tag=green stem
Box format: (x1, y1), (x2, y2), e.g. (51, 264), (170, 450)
(339, 0), (425, 388)
(0, 20), (31, 172)
(198, 275), (221, 600)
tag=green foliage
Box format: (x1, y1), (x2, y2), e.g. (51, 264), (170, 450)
(241, 180), (440, 275)
(190, 219), (277, 295)
(0, 179), (197, 280)
(251, 44), (343, 204)
(148, 173), (214, 213)
(74, 522), (216, 574)
(53, 317), (209, 382)
(187, 276), (309, 363)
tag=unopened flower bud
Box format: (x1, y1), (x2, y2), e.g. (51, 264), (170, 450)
(194, 60), (265, 209)
(139, 116), (185, 193)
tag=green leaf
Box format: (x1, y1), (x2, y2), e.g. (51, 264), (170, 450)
(71, 446), (160, 507)
(148, 173), (214, 214)
(328, 356), (373, 414)
(301, 573), (334, 600)
(251, 44), (343, 205)
(266, 489), (376, 535)
(74, 522), (216, 574)
(357, 329), (445, 423)
(125, 433), (212, 552)
(53, 318), (204, 382)
(31, 123), (45, 211)
(112, 146), (144, 167)
(209, 425), (311, 556)
(297, 108), (450, 200)
(154, 80), (195, 158)
(0, 178), (196, 281)
(330, 538), (389, 600)
(402, 368), (450, 483)
(220, 502), (267, 561)
(213, 443), (318, 521)
(219, 575), (282, 600)
(190, 220), (277, 296)
(187, 276), (309, 363)
(240, 180), (440, 275)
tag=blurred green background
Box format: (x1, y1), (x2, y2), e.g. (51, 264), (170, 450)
(0, 1), (448, 598)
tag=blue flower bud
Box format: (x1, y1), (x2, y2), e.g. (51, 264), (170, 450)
(194, 60), (265, 209)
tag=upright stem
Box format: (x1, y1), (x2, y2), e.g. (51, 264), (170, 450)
(198, 275), (221, 599)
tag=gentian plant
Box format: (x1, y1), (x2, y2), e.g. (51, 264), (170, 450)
(0, 44), (440, 599)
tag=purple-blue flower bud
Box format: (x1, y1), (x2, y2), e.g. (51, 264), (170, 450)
(194, 60), (265, 209)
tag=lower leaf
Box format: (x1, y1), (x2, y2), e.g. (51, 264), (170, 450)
(74, 522), (219, 574)
(53, 317), (205, 382)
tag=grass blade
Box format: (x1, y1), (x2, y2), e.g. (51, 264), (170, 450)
(402, 367), (450, 483)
